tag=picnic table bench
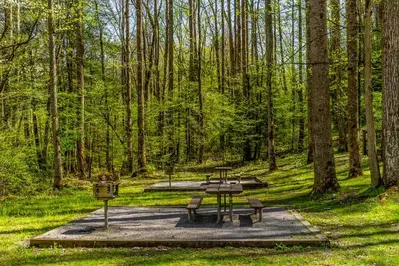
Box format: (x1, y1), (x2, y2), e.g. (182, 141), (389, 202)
(247, 198), (265, 222)
(186, 196), (203, 223)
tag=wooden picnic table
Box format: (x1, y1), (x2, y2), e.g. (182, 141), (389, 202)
(214, 166), (233, 183)
(206, 183), (243, 223)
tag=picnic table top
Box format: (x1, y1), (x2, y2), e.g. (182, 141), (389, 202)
(214, 167), (233, 170)
(205, 183), (243, 194)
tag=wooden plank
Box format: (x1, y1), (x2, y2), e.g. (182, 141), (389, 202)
(248, 198), (264, 208)
(231, 184), (243, 193)
(206, 184), (219, 194)
(215, 167), (233, 170)
(187, 197), (202, 209)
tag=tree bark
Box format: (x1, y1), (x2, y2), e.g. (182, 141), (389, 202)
(297, 0), (305, 152)
(124, 0), (134, 174)
(347, 0), (363, 178)
(364, 0), (382, 188)
(331, 0), (348, 153)
(266, 0), (277, 171)
(382, 0), (399, 187)
(306, 0), (314, 164)
(136, 0), (147, 173)
(48, 0), (63, 190)
(75, 0), (85, 179)
(94, 0), (111, 172)
(309, 0), (339, 194)
(198, 0), (204, 163)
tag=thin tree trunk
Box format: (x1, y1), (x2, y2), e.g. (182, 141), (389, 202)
(48, 0), (63, 190)
(382, 0), (399, 187)
(277, 1), (288, 92)
(364, 0), (382, 188)
(137, 0), (147, 173)
(331, 0), (348, 152)
(124, 0), (134, 174)
(94, 0), (111, 172)
(75, 0), (85, 179)
(297, 0), (305, 152)
(309, 0), (339, 194)
(306, 0), (313, 164)
(198, 0), (204, 163)
(266, 0), (277, 171)
(228, 0), (235, 76)
(167, 0), (176, 164)
(347, 0), (363, 178)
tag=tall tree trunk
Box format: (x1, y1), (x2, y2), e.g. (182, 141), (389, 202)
(235, 0), (241, 74)
(290, 0), (297, 152)
(124, 0), (134, 174)
(382, 0), (399, 187)
(266, 0), (277, 171)
(137, 0), (147, 173)
(214, 0), (221, 92)
(306, 0), (314, 164)
(198, 0), (204, 163)
(347, 0), (363, 178)
(331, 0), (348, 152)
(94, 0), (111, 172)
(167, 0), (176, 163)
(309, 0), (339, 194)
(227, 0), (235, 76)
(297, 0), (305, 152)
(364, 0), (382, 188)
(48, 0), (63, 190)
(221, 0), (225, 94)
(75, 0), (85, 179)
(277, 1), (288, 92)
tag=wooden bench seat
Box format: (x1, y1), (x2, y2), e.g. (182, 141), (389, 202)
(248, 198), (265, 222)
(186, 196), (203, 223)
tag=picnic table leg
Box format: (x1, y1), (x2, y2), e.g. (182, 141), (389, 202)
(229, 193), (233, 222)
(217, 194), (222, 223)
(224, 194), (226, 212)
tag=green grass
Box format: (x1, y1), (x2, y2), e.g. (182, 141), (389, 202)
(1, 153), (399, 265)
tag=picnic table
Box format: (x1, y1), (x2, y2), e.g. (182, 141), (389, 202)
(206, 183), (243, 223)
(214, 167), (233, 183)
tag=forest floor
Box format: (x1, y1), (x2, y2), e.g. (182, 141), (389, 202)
(1, 153), (399, 265)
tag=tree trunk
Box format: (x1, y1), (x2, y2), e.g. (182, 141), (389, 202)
(309, 0), (339, 194)
(364, 0), (382, 188)
(297, 0), (305, 152)
(198, 0), (204, 163)
(167, 0), (176, 164)
(306, 0), (314, 164)
(382, 0), (399, 187)
(124, 0), (134, 174)
(277, 1), (288, 92)
(266, 0), (277, 171)
(227, 0), (235, 76)
(75, 0), (85, 179)
(137, 0), (147, 173)
(48, 0), (63, 190)
(347, 0), (363, 178)
(331, 0), (348, 153)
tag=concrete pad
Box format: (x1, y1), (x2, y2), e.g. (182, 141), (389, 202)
(30, 207), (328, 248)
(144, 178), (268, 192)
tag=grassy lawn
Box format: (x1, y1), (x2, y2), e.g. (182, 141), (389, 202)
(1, 153), (399, 265)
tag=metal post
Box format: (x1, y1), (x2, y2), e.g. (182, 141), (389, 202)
(169, 174), (171, 187)
(104, 200), (108, 229)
